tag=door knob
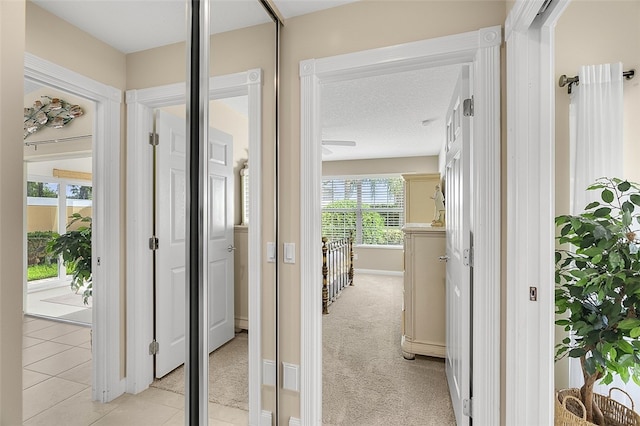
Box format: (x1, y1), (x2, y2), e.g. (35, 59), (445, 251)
(227, 245), (236, 252)
(439, 255), (449, 262)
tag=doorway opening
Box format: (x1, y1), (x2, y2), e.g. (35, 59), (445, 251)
(23, 82), (94, 326)
(125, 69), (264, 420)
(148, 97), (248, 412)
(319, 64), (463, 424)
(299, 26), (501, 425)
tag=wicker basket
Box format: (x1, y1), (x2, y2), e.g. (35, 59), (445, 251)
(556, 388), (640, 426)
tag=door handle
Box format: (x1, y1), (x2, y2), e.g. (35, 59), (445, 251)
(439, 255), (449, 262)
(227, 245), (236, 252)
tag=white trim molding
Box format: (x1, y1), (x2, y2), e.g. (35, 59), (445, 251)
(24, 53), (123, 403)
(505, 1), (570, 425)
(125, 69), (263, 424)
(299, 27), (502, 425)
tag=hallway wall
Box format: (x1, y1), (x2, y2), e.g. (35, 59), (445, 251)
(0, 0), (26, 422)
(278, 1), (506, 421)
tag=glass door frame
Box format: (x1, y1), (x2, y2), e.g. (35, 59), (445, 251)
(25, 171), (93, 293)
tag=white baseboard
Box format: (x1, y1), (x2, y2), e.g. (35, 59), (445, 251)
(289, 417), (301, 426)
(261, 410), (272, 426)
(235, 317), (249, 330)
(354, 268), (403, 277)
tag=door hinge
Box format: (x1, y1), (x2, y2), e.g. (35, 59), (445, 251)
(463, 247), (473, 267)
(149, 339), (159, 355)
(463, 96), (474, 117)
(149, 236), (159, 250)
(149, 132), (159, 146)
(463, 398), (473, 417)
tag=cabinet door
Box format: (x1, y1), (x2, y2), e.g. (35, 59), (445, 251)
(403, 173), (440, 223)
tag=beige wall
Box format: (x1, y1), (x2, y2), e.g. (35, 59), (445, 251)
(0, 0), (25, 422)
(322, 155), (438, 176)
(26, 2), (126, 90)
(280, 1), (506, 421)
(26, 206), (92, 233)
(353, 246), (404, 272)
(554, 0), (640, 389)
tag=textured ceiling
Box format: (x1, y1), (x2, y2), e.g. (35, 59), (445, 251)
(321, 64), (462, 161)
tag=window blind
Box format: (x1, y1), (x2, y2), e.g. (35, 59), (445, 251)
(321, 176), (404, 245)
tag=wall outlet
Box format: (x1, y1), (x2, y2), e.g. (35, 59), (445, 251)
(263, 359), (276, 386)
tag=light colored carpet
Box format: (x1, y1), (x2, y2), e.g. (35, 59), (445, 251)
(150, 331), (248, 411)
(322, 274), (456, 426)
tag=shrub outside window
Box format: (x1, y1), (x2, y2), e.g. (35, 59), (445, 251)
(322, 176), (404, 246)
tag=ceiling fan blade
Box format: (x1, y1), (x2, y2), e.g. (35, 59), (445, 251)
(321, 140), (356, 147)
(322, 146), (333, 155)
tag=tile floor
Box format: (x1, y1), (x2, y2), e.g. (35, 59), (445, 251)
(25, 284), (92, 325)
(22, 316), (249, 425)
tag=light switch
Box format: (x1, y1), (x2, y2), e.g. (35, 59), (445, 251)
(267, 242), (276, 263)
(284, 243), (295, 264)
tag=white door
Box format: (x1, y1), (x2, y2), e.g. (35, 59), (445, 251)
(206, 127), (235, 352)
(444, 66), (472, 425)
(155, 110), (235, 378)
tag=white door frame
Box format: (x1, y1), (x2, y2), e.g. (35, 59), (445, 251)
(24, 53), (123, 403)
(125, 69), (263, 423)
(299, 27), (501, 425)
(505, 1), (570, 424)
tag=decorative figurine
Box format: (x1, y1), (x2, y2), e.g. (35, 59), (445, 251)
(431, 184), (445, 227)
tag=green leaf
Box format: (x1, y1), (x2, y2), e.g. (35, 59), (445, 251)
(623, 210), (632, 227)
(623, 201), (635, 214)
(631, 194), (640, 206)
(618, 339), (635, 354)
(618, 318), (640, 330)
(618, 181), (632, 192)
(585, 201), (601, 210)
(569, 348), (586, 358)
(571, 218), (582, 232)
(631, 327), (640, 338)
(594, 207), (612, 217)
(602, 189), (615, 203)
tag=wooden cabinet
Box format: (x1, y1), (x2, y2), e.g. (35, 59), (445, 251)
(401, 224), (446, 359)
(402, 173), (441, 224)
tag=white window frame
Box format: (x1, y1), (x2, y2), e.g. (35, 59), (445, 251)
(25, 174), (93, 290)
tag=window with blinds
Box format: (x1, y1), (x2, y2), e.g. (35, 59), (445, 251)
(321, 176), (405, 246)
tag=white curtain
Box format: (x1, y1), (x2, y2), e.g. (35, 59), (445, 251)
(567, 62), (636, 405)
(569, 62), (624, 213)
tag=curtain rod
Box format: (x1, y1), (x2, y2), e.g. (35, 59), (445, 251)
(24, 134), (92, 149)
(558, 69), (635, 94)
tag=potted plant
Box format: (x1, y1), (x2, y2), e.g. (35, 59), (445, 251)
(555, 178), (640, 425)
(48, 213), (92, 304)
